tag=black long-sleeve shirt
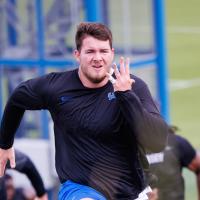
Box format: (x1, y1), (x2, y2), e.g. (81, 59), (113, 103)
(0, 69), (168, 199)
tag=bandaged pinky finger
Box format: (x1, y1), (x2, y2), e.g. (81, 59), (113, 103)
(108, 74), (116, 84)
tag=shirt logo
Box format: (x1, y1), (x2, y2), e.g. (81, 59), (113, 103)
(107, 92), (116, 101)
(59, 96), (73, 105)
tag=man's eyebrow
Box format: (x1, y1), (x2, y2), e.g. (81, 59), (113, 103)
(83, 47), (111, 52)
(100, 48), (110, 51)
(85, 48), (95, 52)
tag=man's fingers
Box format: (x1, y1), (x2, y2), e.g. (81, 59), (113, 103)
(0, 147), (16, 177)
(0, 160), (6, 177)
(9, 147), (16, 168)
(113, 63), (120, 78)
(125, 57), (130, 75)
(130, 78), (135, 84)
(119, 57), (125, 74)
(109, 58), (135, 90)
(115, 57), (130, 75)
(10, 156), (16, 168)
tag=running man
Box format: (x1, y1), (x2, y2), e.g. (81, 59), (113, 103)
(0, 22), (168, 199)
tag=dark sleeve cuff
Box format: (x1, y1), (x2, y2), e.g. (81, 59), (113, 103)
(0, 142), (13, 150)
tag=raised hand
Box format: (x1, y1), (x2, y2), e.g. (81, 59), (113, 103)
(107, 57), (135, 91)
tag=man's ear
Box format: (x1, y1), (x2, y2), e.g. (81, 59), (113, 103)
(74, 50), (80, 62)
(112, 48), (115, 53)
(111, 48), (115, 59)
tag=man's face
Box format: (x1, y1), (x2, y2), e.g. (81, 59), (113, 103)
(75, 36), (114, 87)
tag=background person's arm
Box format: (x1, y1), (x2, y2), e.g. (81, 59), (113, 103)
(188, 152), (200, 200)
(7, 150), (47, 198)
(176, 135), (200, 200)
(0, 176), (7, 199)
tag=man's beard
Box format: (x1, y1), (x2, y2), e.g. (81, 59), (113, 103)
(86, 73), (106, 84)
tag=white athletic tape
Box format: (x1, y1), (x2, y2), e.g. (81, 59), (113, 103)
(108, 75), (116, 84)
(109, 67), (114, 75)
(108, 67), (116, 84)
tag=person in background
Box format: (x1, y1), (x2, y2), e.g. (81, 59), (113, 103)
(147, 126), (200, 200)
(0, 175), (7, 199)
(0, 22), (168, 200)
(0, 149), (48, 200)
(2, 173), (35, 200)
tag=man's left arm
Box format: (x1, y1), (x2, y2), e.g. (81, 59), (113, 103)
(115, 86), (168, 152)
(109, 57), (168, 152)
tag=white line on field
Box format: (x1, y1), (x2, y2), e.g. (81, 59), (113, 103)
(133, 26), (200, 34)
(168, 26), (200, 34)
(170, 78), (200, 91)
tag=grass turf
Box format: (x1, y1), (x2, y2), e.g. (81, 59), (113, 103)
(166, 0), (200, 199)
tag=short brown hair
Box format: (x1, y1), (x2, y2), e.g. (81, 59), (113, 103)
(75, 22), (113, 51)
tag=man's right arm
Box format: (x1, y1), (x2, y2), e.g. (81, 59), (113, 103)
(0, 82), (32, 177)
(0, 76), (50, 148)
(0, 74), (52, 176)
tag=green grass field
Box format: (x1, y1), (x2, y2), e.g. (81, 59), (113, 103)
(166, 0), (200, 199)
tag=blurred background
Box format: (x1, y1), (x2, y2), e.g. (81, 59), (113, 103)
(0, 0), (199, 199)
(166, 0), (200, 199)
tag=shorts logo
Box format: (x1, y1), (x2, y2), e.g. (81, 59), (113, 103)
(146, 152), (164, 164)
(107, 92), (116, 101)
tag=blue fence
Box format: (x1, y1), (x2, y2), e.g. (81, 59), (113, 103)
(0, 0), (169, 139)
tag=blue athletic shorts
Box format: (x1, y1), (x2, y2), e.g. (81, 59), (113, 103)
(58, 180), (107, 200)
